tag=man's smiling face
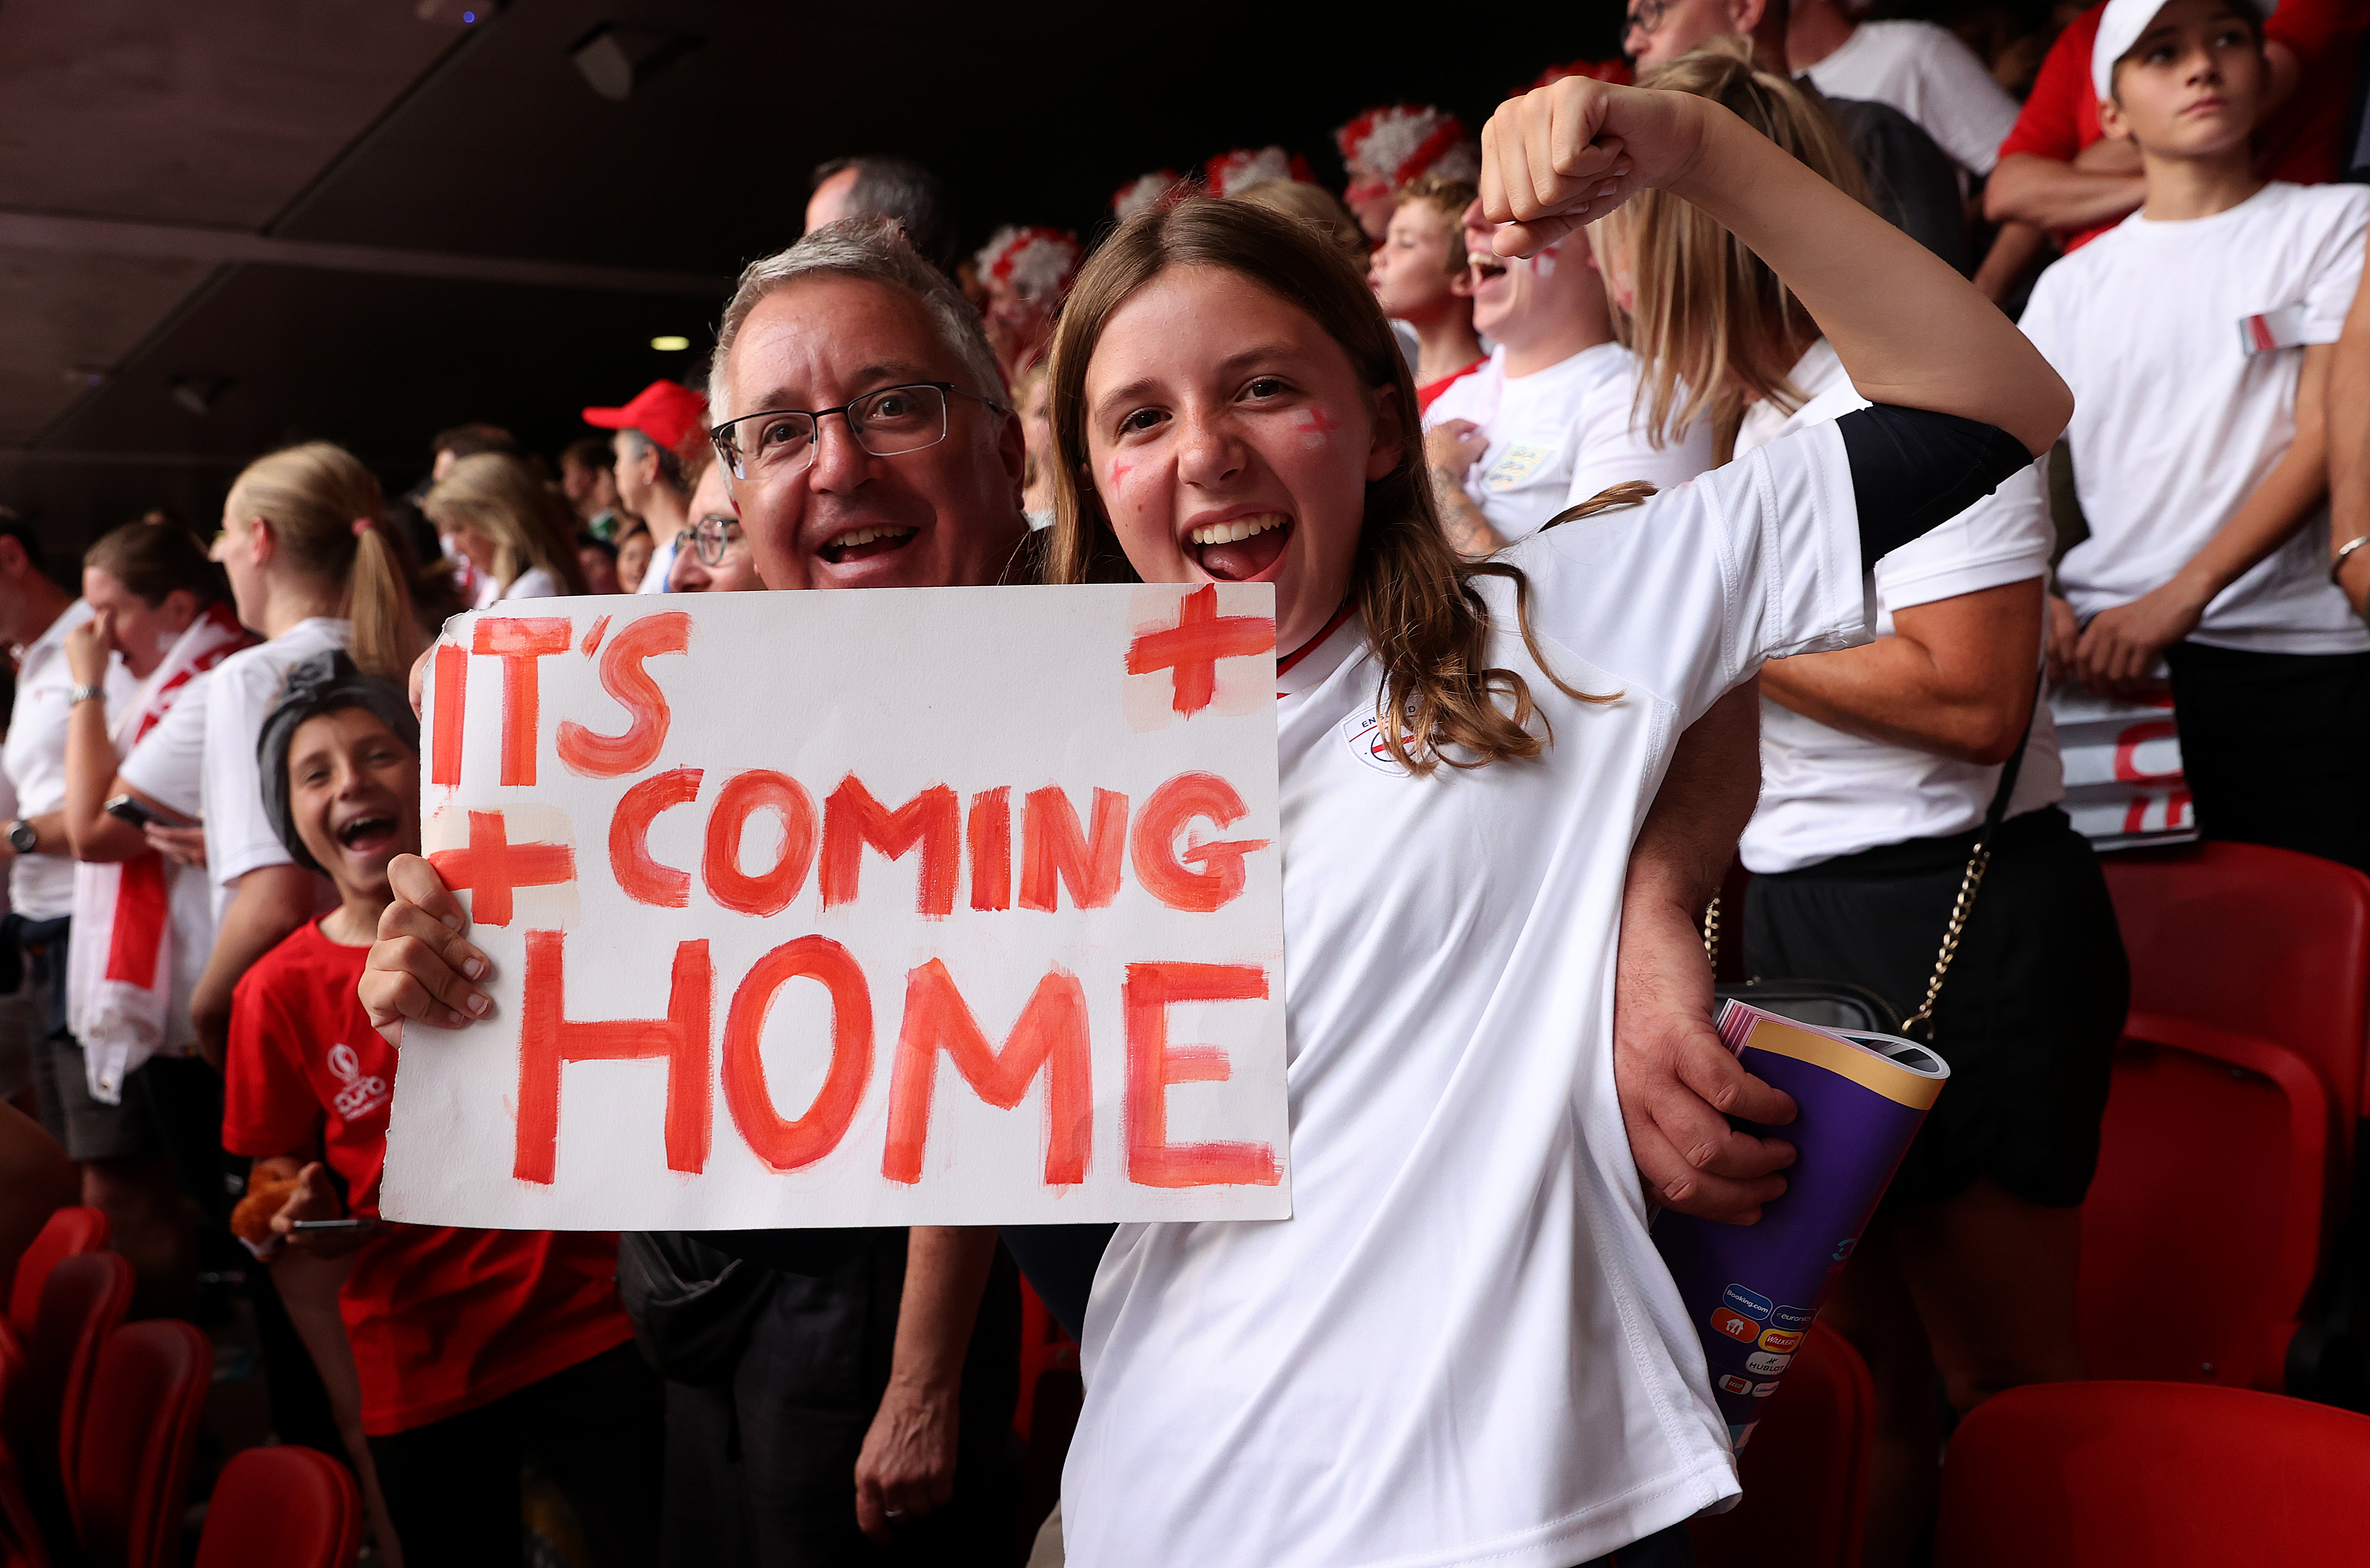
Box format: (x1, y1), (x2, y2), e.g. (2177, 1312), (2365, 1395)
(719, 275), (1028, 592)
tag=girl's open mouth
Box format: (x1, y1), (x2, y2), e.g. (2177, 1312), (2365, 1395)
(1189, 513), (1292, 581)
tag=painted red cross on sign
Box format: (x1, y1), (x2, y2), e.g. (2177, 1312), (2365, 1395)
(428, 810), (576, 928)
(1125, 585), (1276, 718)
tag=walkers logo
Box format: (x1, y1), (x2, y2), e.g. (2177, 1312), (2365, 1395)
(326, 1043), (390, 1123)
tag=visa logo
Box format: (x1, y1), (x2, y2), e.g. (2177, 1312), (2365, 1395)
(1721, 1284), (1773, 1322)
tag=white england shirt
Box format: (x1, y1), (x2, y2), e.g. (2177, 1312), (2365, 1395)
(1064, 423), (1873, 1568)
(1737, 341), (2063, 872)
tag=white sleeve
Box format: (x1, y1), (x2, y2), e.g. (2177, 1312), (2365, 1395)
(201, 660), (293, 889)
(1566, 375), (1715, 509)
(1912, 24), (2020, 174)
(2301, 189), (2370, 345)
(114, 673), (212, 821)
(1872, 461), (2053, 613)
(1523, 420), (1870, 725)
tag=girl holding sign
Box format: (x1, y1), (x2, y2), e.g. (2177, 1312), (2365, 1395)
(1027, 79), (2063, 1568)
(361, 77), (2068, 1568)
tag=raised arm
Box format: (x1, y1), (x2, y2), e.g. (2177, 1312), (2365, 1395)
(1482, 80), (2072, 456)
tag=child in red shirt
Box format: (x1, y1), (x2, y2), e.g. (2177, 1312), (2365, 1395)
(223, 652), (660, 1568)
(1369, 174), (1488, 413)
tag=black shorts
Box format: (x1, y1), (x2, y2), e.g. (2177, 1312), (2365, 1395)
(1742, 807), (2128, 1211)
(2165, 641), (2370, 874)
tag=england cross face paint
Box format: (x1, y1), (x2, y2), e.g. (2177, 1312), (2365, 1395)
(1294, 406), (1340, 450)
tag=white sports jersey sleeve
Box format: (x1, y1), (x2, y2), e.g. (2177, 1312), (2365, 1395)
(1521, 419), (1870, 726)
(115, 674), (211, 821)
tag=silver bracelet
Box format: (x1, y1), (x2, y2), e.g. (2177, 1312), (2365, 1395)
(2332, 534), (2370, 585)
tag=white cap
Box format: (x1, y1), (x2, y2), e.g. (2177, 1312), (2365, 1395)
(2091, 0), (2277, 105)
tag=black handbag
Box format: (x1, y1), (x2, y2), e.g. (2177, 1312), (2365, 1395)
(1708, 685), (2039, 1042)
(615, 1231), (778, 1387)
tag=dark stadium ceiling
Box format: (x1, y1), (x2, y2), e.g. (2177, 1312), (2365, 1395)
(0, 0), (1625, 552)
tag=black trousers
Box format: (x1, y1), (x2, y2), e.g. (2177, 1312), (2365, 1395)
(367, 1340), (664, 1568)
(660, 1231), (1019, 1568)
(2166, 640), (2370, 874)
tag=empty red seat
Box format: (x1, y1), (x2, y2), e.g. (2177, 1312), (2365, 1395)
(6, 1209), (108, 1340)
(2087, 842), (2370, 1392)
(1934, 1380), (2370, 1567)
(1689, 1321), (1874, 1568)
(0, 1250), (133, 1541)
(68, 1320), (211, 1568)
(192, 1446), (359, 1568)
(0, 1439), (54, 1568)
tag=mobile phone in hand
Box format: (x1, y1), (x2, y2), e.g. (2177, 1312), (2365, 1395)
(288, 1217), (375, 1233)
(104, 794), (190, 830)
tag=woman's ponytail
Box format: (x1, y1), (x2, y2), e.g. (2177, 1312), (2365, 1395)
(346, 519), (420, 681)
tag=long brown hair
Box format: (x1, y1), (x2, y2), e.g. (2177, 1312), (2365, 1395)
(228, 442), (425, 681)
(1604, 38), (1870, 454)
(423, 451), (590, 597)
(1042, 197), (1621, 774)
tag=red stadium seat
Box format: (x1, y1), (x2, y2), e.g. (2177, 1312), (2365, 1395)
(0, 1251), (132, 1538)
(68, 1321), (211, 1568)
(2087, 843), (2370, 1393)
(6, 1209), (108, 1340)
(1689, 1322), (1874, 1568)
(192, 1446), (360, 1568)
(1932, 1380), (2370, 1567)
(0, 1439), (55, 1568)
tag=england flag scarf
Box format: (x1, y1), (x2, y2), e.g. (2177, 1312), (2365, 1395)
(69, 602), (251, 1103)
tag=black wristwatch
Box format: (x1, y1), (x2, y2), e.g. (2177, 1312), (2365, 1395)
(7, 820), (36, 855)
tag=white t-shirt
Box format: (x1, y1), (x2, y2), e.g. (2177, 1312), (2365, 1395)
(474, 564), (564, 608)
(1065, 423), (1874, 1568)
(638, 534), (678, 593)
(3, 601), (138, 920)
(1735, 342), (2063, 873)
(2022, 182), (2370, 656)
(115, 671), (217, 823)
(1423, 343), (1715, 542)
(1800, 20), (2019, 178)
(199, 618), (349, 918)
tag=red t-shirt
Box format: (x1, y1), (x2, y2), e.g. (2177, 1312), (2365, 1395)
(1996, 0), (2359, 251)
(223, 921), (633, 1436)
(1416, 357), (1488, 414)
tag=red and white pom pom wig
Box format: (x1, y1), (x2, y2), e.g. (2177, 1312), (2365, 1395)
(1202, 146), (1314, 199)
(1113, 170), (1185, 223)
(1333, 104), (1481, 190)
(973, 225), (1083, 302)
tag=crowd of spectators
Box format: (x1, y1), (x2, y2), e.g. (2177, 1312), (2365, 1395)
(3, 1), (2367, 1565)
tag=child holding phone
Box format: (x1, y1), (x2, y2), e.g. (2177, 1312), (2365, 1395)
(223, 652), (661, 1568)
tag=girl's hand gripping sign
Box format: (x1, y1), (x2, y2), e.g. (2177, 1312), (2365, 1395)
(380, 585), (1291, 1230)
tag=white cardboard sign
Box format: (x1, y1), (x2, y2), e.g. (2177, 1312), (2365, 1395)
(379, 584), (1291, 1230)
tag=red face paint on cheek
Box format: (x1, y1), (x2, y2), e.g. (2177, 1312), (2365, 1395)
(1294, 406), (1339, 450)
(1107, 459), (1132, 493)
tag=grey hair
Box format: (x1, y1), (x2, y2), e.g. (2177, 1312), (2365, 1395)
(708, 219), (1007, 424)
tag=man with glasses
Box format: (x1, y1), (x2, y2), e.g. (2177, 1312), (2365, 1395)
(1625, 0), (1969, 270)
(667, 462), (765, 593)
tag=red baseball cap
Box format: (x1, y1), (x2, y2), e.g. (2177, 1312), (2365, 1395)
(583, 380), (710, 451)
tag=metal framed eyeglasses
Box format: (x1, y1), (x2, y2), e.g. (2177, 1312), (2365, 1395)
(1624, 0), (1671, 37)
(708, 382), (1008, 484)
(689, 515), (745, 566)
